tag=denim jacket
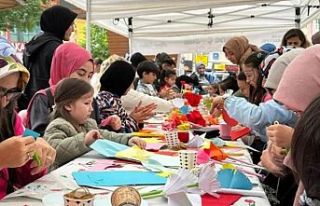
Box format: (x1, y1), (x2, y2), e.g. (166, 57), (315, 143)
(224, 96), (297, 142)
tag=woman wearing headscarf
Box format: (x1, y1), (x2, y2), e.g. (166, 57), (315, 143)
(264, 45), (320, 206)
(20, 5), (77, 110)
(97, 61), (156, 133)
(26, 42), (96, 136)
(223, 36), (260, 70)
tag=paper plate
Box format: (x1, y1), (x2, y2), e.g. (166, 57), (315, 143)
(42, 192), (148, 206)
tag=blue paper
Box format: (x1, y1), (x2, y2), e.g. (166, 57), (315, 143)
(217, 169), (252, 190)
(90, 139), (129, 157)
(72, 171), (167, 187)
(23, 129), (40, 139)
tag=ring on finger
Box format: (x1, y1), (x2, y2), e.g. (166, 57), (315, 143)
(27, 152), (32, 160)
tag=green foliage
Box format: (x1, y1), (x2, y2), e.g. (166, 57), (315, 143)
(79, 24), (109, 60)
(0, 0), (47, 32)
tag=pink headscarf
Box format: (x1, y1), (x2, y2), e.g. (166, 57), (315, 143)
(49, 42), (92, 86)
(274, 45), (320, 112)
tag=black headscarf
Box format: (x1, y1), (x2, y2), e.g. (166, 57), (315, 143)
(40, 5), (77, 40)
(100, 61), (136, 97)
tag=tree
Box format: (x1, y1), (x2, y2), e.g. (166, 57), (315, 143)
(0, 0), (48, 32)
(78, 24), (109, 60)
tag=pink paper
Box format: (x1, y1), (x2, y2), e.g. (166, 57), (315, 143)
(80, 159), (121, 171)
(196, 150), (210, 164)
(146, 143), (166, 151)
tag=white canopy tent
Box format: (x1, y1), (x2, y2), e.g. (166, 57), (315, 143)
(65, 0), (320, 54)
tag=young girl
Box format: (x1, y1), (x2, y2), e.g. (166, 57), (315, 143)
(207, 83), (219, 97)
(159, 69), (180, 100)
(242, 51), (268, 104)
(27, 42), (121, 135)
(44, 78), (145, 167)
(97, 60), (156, 133)
(0, 56), (55, 199)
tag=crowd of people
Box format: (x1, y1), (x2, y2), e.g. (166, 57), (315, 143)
(1, 5), (320, 206)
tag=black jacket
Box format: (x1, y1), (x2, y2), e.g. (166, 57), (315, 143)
(21, 32), (62, 107)
(19, 5), (77, 110)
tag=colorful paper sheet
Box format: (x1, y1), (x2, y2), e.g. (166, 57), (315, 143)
(201, 193), (241, 206)
(72, 171), (167, 187)
(90, 139), (128, 157)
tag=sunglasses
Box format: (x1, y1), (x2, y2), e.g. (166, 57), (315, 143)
(0, 87), (22, 100)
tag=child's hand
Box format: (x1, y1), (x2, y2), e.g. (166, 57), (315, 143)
(101, 115), (122, 131)
(267, 124), (294, 148)
(210, 96), (224, 114)
(30, 138), (56, 175)
(84, 130), (101, 146)
(128, 137), (146, 149)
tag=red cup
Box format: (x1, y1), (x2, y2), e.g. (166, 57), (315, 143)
(177, 131), (189, 143)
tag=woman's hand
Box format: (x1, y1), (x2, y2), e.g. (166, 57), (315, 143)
(267, 124), (294, 148)
(130, 101), (157, 123)
(84, 130), (101, 146)
(30, 138), (56, 175)
(260, 142), (287, 176)
(128, 137), (146, 149)
(0, 136), (36, 169)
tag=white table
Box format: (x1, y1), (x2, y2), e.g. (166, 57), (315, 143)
(0, 140), (271, 206)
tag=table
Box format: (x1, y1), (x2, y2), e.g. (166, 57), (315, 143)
(0, 140), (271, 206)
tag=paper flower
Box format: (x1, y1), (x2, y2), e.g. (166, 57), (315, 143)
(187, 132), (205, 148)
(197, 149), (211, 164)
(164, 169), (197, 196)
(187, 110), (206, 126)
(167, 109), (188, 127)
(198, 164), (220, 197)
(184, 92), (202, 107)
(217, 168), (253, 190)
(221, 109), (238, 126)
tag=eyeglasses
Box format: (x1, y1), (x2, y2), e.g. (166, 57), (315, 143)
(0, 87), (22, 100)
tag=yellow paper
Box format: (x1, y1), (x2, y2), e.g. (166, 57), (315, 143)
(222, 163), (236, 170)
(157, 171), (172, 178)
(202, 140), (211, 149)
(177, 123), (190, 130)
(116, 146), (150, 162)
(144, 138), (163, 143)
(132, 132), (164, 137)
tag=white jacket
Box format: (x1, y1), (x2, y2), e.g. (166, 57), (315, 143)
(121, 89), (173, 113)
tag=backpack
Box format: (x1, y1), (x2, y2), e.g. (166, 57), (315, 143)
(25, 87), (55, 129)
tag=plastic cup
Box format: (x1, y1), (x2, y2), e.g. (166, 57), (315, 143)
(178, 150), (197, 170)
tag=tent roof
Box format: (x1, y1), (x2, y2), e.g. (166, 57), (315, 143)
(64, 0), (320, 54)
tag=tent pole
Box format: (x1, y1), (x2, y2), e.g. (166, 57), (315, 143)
(128, 17), (133, 55)
(86, 0), (92, 52)
(295, 7), (301, 28)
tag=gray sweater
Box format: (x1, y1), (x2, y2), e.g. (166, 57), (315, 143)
(44, 117), (132, 167)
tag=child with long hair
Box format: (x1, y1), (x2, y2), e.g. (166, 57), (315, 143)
(44, 78), (145, 167)
(0, 56), (56, 198)
(159, 69), (180, 100)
